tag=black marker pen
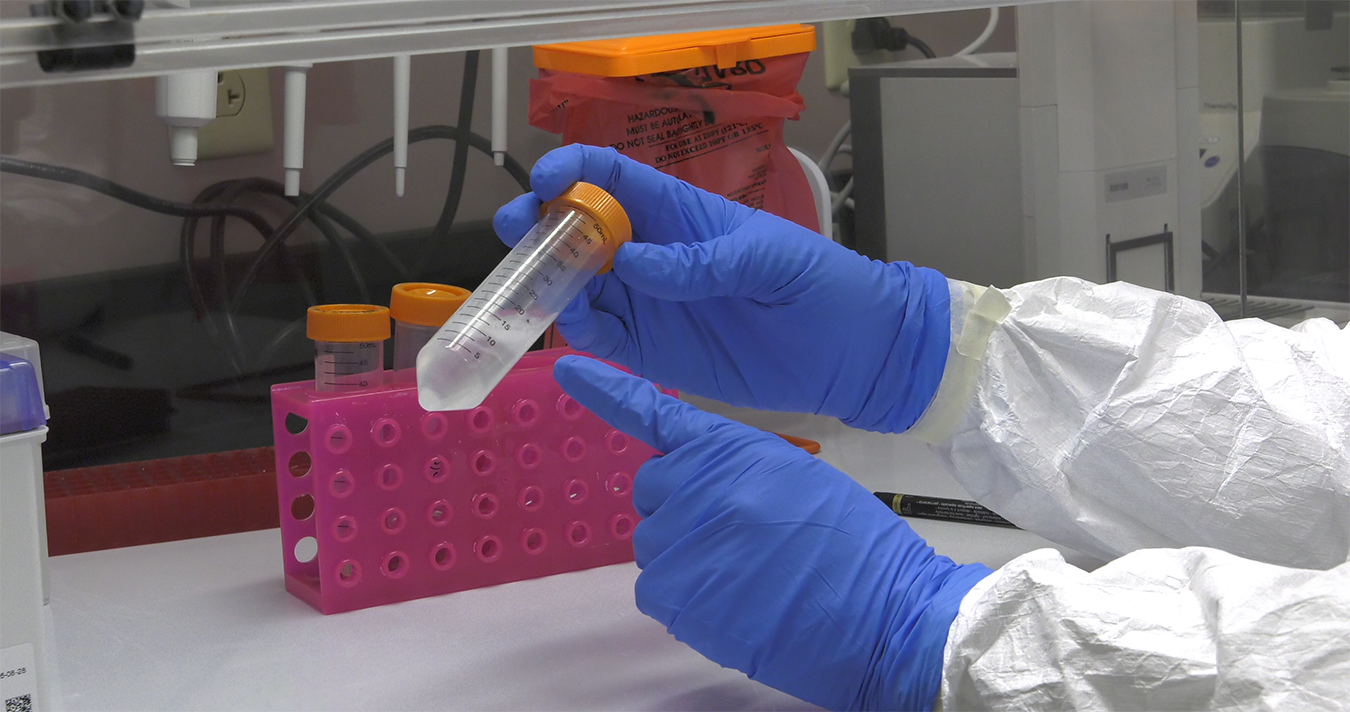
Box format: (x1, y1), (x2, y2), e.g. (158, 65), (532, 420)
(874, 492), (1018, 529)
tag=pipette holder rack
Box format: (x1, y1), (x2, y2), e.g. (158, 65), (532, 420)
(271, 348), (659, 614)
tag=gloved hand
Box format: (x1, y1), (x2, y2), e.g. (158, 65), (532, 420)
(553, 355), (993, 711)
(496, 144), (950, 433)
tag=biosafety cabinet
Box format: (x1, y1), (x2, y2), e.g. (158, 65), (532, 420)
(0, 1), (1346, 707)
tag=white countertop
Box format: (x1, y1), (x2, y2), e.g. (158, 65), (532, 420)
(48, 400), (1101, 711)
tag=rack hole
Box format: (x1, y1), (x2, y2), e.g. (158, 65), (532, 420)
(562, 437), (586, 462)
(336, 560), (361, 586)
(513, 399), (540, 426)
(516, 443), (541, 469)
(610, 514), (635, 540)
(471, 450), (495, 476)
(566, 521), (591, 547)
(425, 456), (449, 483)
(382, 508), (406, 534)
(290, 494), (315, 521)
(287, 451), (311, 478)
(330, 469), (354, 497)
(333, 516), (357, 542)
(518, 486), (544, 511)
(325, 425), (353, 454)
(378, 464), (403, 491)
(521, 528), (547, 554)
(373, 418), (401, 446)
(468, 407), (494, 433)
(606, 430), (629, 454)
(557, 394), (583, 420)
(421, 413), (448, 440)
(427, 499), (452, 526)
(294, 536), (318, 563)
(473, 493), (499, 519)
(477, 536), (501, 562)
(564, 479), (589, 504)
(284, 413), (308, 435)
(382, 551), (409, 579)
(607, 472), (632, 496)
(431, 543), (456, 570)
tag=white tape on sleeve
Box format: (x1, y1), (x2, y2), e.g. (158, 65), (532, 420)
(907, 281), (1011, 445)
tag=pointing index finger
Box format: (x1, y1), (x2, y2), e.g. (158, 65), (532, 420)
(552, 355), (722, 454)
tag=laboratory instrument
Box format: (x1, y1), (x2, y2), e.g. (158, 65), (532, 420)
(284, 63), (311, 196)
(0, 332), (53, 712)
(851, 2), (1201, 297)
(393, 54), (410, 196)
(849, 54), (1023, 288)
(155, 70), (216, 166)
(1257, 79), (1348, 302)
(1196, 12), (1347, 302)
(307, 304), (390, 392)
(416, 182), (630, 412)
(389, 282), (469, 373)
(491, 46), (508, 167)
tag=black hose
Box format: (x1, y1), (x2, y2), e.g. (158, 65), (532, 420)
(0, 155), (275, 237)
(420, 50), (481, 273)
(229, 124), (529, 314)
(909, 35), (936, 59)
(1, 128), (531, 343)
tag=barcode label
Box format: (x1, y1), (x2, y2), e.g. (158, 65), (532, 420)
(0, 645), (36, 712)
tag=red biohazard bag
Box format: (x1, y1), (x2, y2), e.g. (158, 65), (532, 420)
(530, 26), (818, 231)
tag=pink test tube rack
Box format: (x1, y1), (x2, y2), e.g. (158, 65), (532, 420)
(271, 348), (660, 614)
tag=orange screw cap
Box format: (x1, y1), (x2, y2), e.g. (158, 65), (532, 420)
(306, 304), (391, 343)
(544, 181), (632, 274)
(390, 283), (471, 328)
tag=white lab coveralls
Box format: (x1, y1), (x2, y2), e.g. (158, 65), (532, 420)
(908, 277), (1350, 710)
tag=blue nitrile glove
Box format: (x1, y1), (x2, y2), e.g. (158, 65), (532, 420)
(553, 355), (993, 711)
(496, 144), (950, 433)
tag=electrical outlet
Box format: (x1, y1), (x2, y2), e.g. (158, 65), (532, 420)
(197, 68), (274, 160)
(822, 19), (892, 95)
(216, 69), (245, 117)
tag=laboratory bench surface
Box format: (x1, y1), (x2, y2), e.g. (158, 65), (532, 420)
(47, 399), (1102, 711)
